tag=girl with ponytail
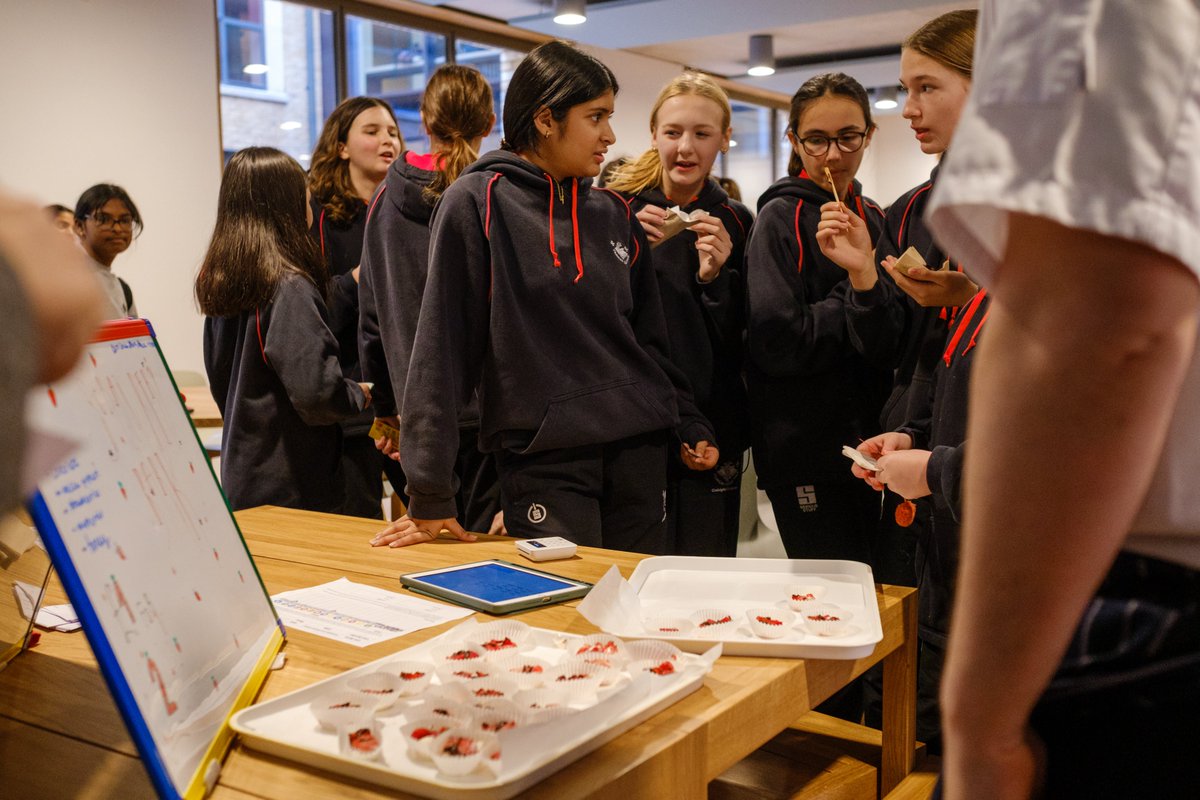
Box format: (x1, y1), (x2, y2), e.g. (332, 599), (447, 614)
(607, 72), (754, 557)
(359, 65), (503, 539)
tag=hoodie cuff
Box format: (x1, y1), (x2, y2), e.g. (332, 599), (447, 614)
(406, 493), (459, 522)
(676, 419), (716, 449)
(850, 281), (888, 308)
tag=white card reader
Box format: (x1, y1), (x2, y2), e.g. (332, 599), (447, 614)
(515, 536), (578, 562)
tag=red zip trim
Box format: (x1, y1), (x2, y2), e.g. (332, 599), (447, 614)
(365, 185), (387, 225)
(570, 179), (583, 283)
(318, 208), (326, 258)
(897, 183), (932, 244)
(942, 289), (987, 366)
(255, 309), (268, 366)
(484, 173), (502, 239)
(794, 198), (805, 273)
(721, 203), (746, 239)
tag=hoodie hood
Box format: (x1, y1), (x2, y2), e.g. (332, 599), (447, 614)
(757, 170), (869, 214)
(464, 149), (598, 283)
(383, 151), (439, 225)
(635, 176), (729, 214)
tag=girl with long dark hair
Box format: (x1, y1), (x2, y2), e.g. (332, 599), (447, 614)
(197, 147), (369, 513)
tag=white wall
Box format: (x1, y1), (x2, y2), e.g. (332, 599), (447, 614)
(856, 112), (940, 209)
(1, 0), (221, 376)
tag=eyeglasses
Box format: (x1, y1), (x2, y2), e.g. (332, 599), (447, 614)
(797, 131), (867, 157)
(88, 212), (135, 230)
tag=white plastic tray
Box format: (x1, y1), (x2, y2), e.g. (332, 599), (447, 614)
(613, 557), (883, 659)
(231, 622), (715, 799)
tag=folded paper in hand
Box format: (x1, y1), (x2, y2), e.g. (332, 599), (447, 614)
(841, 445), (879, 472)
(652, 206), (707, 248)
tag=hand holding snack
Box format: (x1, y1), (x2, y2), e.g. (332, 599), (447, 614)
(369, 417), (402, 460)
(651, 205), (704, 249)
(635, 204), (669, 243)
(883, 254), (980, 308)
(681, 440), (720, 470)
(849, 432), (913, 490)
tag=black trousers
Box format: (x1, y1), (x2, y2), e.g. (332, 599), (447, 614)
(495, 430), (668, 554)
(666, 454), (742, 557)
(765, 471), (877, 562)
(454, 427), (501, 533)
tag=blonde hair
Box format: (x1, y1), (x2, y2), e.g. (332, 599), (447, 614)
(904, 9), (978, 80)
(607, 71), (731, 196)
(421, 65), (494, 202)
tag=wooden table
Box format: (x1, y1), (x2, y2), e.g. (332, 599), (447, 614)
(0, 507), (917, 799)
(180, 384), (222, 428)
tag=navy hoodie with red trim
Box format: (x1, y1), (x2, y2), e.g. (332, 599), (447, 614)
(624, 178), (755, 458)
(399, 150), (715, 520)
(203, 273), (368, 512)
(744, 171), (889, 486)
(309, 196), (372, 436)
(357, 152), (441, 419)
(844, 165), (967, 432)
(895, 289), (990, 644)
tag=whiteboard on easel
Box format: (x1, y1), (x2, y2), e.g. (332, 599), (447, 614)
(25, 318), (283, 800)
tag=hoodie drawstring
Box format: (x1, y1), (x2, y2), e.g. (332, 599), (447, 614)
(546, 178), (562, 269)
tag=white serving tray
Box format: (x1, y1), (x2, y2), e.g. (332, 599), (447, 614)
(613, 557), (883, 659)
(231, 622), (715, 800)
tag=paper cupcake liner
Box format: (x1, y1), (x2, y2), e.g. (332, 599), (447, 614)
(309, 690), (378, 731)
(386, 660), (434, 696)
(430, 727), (488, 776)
(337, 719), (383, 761)
(786, 584), (828, 612)
(746, 607), (795, 640)
(690, 608), (736, 637)
(642, 616), (695, 637)
(346, 671), (404, 710)
(473, 620), (533, 656)
(490, 654), (551, 690)
(624, 639), (683, 664)
(802, 603), (853, 637)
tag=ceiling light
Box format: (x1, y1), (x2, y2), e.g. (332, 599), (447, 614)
(279, 121), (302, 131)
(553, 0), (587, 25)
(729, 140), (738, 148)
(873, 87), (899, 110)
(747, 35), (775, 77)
(242, 63), (268, 75)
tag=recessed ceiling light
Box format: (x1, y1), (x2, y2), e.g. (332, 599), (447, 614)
(729, 140), (739, 148)
(554, 0), (586, 25)
(279, 121), (302, 131)
(243, 64), (268, 75)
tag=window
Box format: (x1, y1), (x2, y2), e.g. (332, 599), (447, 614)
(219, 0), (267, 90)
(216, 4), (530, 164)
(724, 101), (779, 209)
(347, 17), (447, 152)
(218, 1), (335, 165)
(455, 39), (524, 154)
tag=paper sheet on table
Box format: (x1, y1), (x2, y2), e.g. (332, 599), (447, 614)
(270, 578), (472, 647)
(576, 565), (652, 633)
(14, 581), (82, 631)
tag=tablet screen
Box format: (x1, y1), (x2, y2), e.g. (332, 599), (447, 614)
(417, 562), (578, 604)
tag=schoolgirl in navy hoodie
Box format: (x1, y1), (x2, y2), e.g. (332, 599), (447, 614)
(817, 12), (980, 590)
(357, 65), (503, 542)
(745, 73), (888, 564)
(196, 147), (369, 513)
(820, 10), (980, 751)
(387, 41), (717, 553)
(607, 72), (753, 557)
(307, 96), (404, 518)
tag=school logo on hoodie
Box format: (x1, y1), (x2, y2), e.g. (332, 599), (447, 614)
(611, 239), (629, 265)
(527, 503), (547, 524)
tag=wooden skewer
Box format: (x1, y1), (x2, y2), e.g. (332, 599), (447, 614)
(824, 167), (841, 205)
